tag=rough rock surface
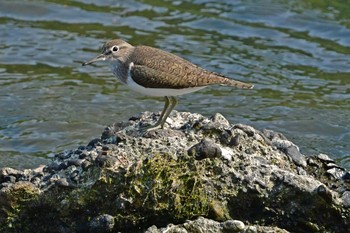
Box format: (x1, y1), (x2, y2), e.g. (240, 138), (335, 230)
(0, 111), (349, 233)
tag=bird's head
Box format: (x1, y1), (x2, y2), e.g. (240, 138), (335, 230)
(82, 39), (133, 66)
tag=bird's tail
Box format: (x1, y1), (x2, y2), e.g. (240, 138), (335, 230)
(222, 78), (254, 89)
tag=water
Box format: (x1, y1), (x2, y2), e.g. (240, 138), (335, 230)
(0, 0), (349, 169)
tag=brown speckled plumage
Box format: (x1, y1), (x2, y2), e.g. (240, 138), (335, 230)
(128, 45), (253, 89)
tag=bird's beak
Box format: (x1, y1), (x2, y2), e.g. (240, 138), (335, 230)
(82, 54), (106, 66)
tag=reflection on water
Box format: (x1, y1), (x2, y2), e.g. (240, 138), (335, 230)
(0, 0), (349, 169)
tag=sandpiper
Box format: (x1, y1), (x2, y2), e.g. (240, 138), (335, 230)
(82, 39), (253, 131)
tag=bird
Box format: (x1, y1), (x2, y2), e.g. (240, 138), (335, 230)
(82, 39), (253, 131)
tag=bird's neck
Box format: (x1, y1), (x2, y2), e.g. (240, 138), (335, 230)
(109, 48), (135, 84)
(109, 60), (130, 84)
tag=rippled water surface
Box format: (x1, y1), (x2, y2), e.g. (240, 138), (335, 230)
(0, 0), (349, 169)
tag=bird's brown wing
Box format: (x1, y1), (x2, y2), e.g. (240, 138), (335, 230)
(130, 46), (253, 89)
(130, 64), (200, 89)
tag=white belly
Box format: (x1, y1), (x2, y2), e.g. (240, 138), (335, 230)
(127, 78), (206, 96)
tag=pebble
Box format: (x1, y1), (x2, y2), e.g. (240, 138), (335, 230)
(285, 145), (307, 167)
(342, 191), (350, 207)
(188, 139), (222, 160)
(316, 185), (333, 203)
(56, 151), (72, 160)
(51, 174), (60, 180)
(58, 161), (69, 170)
(342, 172), (350, 181)
(262, 129), (287, 141)
(306, 158), (319, 167)
(87, 138), (102, 148)
(55, 178), (70, 187)
(79, 152), (88, 159)
(0, 167), (22, 177)
(44, 162), (60, 172)
(31, 177), (41, 186)
(210, 113), (230, 127)
(95, 154), (118, 168)
(326, 168), (346, 180)
(297, 167), (307, 175)
(234, 124), (255, 137)
(229, 135), (240, 147)
(245, 226), (257, 233)
(222, 219), (245, 231)
(81, 160), (92, 170)
(67, 159), (84, 167)
(317, 154), (334, 163)
(89, 214), (115, 233)
(70, 170), (80, 182)
(4, 175), (16, 183)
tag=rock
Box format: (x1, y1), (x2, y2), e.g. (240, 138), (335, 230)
(317, 153), (335, 163)
(0, 167), (23, 183)
(4, 176), (16, 183)
(89, 214), (115, 233)
(0, 167), (22, 177)
(343, 172), (350, 182)
(0, 111), (349, 233)
(234, 124), (256, 137)
(201, 113), (231, 132)
(327, 167), (347, 179)
(0, 181), (40, 220)
(144, 128), (185, 139)
(44, 161), (60, 172)
(221, 219), (245, 231)
(316, 184), (333, 204)
(87, 138), (102, 148)
(262, 129), (307, 167)
(95, 154), (119, 168)
(145, 217), (288, 233)
(188, 139), (222, 160)
(55, 178), (71, 187)
(55, 151), (72, 160)
(284, 144), (307, 167)
(342, 191), (350, 208)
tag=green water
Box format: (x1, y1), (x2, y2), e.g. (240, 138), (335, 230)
(0, 0), (349, 169)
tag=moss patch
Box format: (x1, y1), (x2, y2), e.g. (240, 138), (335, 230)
(0, 182), (40, 232)
(124, 153), (210, 226)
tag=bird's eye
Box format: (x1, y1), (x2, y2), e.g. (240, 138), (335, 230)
(112, 46), (119, 52)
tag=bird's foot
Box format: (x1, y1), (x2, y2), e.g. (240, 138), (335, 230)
(140, 124), (163, 132)
(137, 122), (165, 135)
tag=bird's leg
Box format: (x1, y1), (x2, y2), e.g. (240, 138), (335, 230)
(158, 96), (177, 128)
(156, 96), (171, 128)
(141, 96), (170, 131)
(141, 96), (177, 132)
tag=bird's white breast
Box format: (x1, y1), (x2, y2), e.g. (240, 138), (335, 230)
(109, 60), (126, 83)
